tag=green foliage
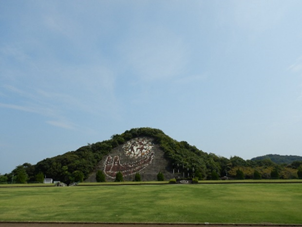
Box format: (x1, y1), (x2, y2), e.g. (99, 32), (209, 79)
(7, 127), (302, 183)
(0, 174), (8, 183)
(35, 172), (44, 183)
(72, 170), (84, 182)
(252, 154), (302, 165)
(255, 158), (275, 167)
(253, 170), (261, 179)
(297, 166), (302, 179)
(115, 171), (124, 182)
(134, 172), (141, 182)
(169, 178), (176, 184)
(210, 170), (219, 180)
(192, 177), (199, 184)
(230, 156), (247, 167)
(96, 170), (106, 182)
(271, 168), (279, 179)
(194, 170), (204, 180)
(236, 169), (245, 179)
(13, 165), (28, 183)
(157, 172), (164, 181)
(290, 161), (302, 169)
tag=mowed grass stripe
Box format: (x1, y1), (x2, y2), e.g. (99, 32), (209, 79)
(0, 184), (301, 224)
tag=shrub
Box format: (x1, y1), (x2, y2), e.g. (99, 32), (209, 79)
(192, 177), (199, 184)
(96, 170), (106, 182)
(169, 178), (176, 184)
(115, 171), (124, 182)
(157, 172), (164, 181)
(134, 172), (141, 182)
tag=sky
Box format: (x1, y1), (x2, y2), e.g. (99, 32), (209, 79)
(1, 0), (302, 174)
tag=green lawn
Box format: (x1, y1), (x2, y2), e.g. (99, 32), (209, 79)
(0, 183), (301, 224)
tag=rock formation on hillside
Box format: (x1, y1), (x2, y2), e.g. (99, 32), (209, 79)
(86, 137), (174, 181)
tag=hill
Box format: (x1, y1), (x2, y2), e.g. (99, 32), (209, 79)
(251, 154), (302, 164)
(3, 127), (302, 184)
(25, 127), (228, 183)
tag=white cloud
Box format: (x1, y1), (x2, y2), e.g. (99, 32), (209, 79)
(46, 120), (75, 130)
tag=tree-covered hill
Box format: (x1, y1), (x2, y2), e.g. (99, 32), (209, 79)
(251, 154), (302, 164)
(2, 127), (302, 184)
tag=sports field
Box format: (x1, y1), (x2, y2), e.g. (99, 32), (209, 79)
(0, 183), (301, 224)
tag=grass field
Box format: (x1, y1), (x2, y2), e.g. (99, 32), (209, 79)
(0, 183), (302, 224)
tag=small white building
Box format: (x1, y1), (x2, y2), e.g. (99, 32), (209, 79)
(44, 178), (53, 184)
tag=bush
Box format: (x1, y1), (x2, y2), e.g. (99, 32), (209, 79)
(96, 170), (106, 182)
(157, 172), (164, 181)
(115, 171), (124, 182)
(169, 178), (176, 184)
(192, 177), (199, 184)
(134, 172), (141, 182)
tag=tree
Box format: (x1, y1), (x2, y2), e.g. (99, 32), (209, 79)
(297, 166), (302, 179)
(61, 165), (71, 184)
(253, 170), (261, 179)
(271, 168), (279, 179)
(96, 170), (106, 182)
(14, 166), (28, 183)
(35, 172), (44, 183)
(134, 172), (141, 181)
(157, 172), (164, 181)
(291, 161), (302, 169)
(211, 170), (219, 180)
(115, 171), (124, 182)
(0, 174), (8, 184)
(230, 156), (247, 167)
(236, 169), (245, 179)
(72, 170), (84, 182)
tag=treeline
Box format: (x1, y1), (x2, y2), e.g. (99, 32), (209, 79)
(1, 127), (302, 184)
(251, 154), (302, 165)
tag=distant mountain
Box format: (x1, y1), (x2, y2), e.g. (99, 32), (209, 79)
(251, 154), (302, 164)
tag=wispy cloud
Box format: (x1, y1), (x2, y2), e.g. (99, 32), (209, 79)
(288, 56), (302, 73)
(0, 103), (39, 114)
(0, 59), (119, 129)
(46, 120), (75, 130)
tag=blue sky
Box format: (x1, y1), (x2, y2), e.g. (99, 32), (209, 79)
(1, 0), (302, 174)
